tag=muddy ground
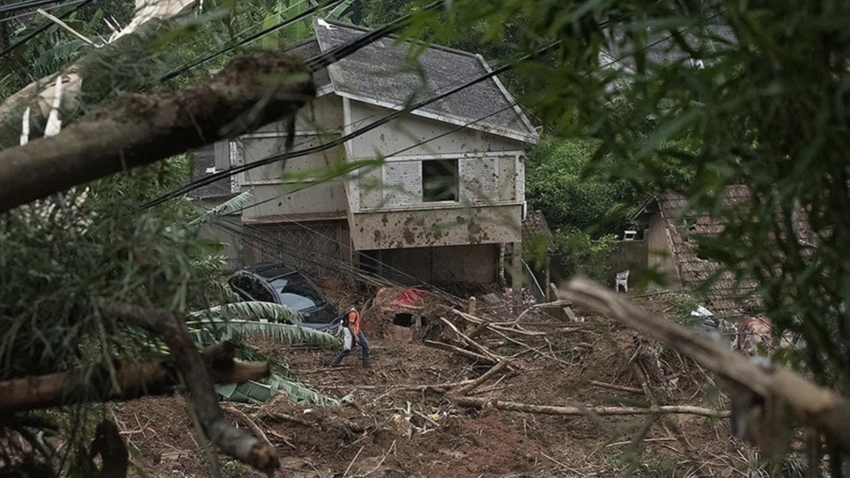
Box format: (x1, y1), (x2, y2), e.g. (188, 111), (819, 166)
(115, 289), (778, 478)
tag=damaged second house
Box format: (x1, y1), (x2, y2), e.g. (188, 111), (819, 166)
(192, 19), (539, 285)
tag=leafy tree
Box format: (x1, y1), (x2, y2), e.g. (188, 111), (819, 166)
(397, 0), (850, 471)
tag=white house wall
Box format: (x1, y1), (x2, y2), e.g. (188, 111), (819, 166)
(351, 204), (522, 250)
(342, 100), (526, 250)
(236, 95), (349, 221)
(345, 101), (524, 158)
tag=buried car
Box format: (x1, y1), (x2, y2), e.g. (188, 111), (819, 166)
(228, 263), (341, 333)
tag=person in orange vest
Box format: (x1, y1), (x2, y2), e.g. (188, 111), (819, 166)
(331, 305), (370, 368)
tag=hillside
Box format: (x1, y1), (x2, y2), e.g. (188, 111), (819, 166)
(116, 291), (786, 478)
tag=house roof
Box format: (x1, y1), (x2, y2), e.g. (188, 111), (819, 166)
(640, 185), (814, 319)
(307, 18), (539, 144)
(522, 210), (556, 255)
(188, 145), (234, 200)
(651, 186), (755, 319)
(288, 38), (331, 91)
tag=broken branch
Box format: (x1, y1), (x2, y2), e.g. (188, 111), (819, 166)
(456, 360), (512, 396)
(424, 340), (496, 364)
(438, 316), (508, 365)
(453, 396), (730, 418)
(588, 380), (644, 394)
(100, 301), (280, 475)
(563, 277), (850, 455)
(0, 342), (268, 413)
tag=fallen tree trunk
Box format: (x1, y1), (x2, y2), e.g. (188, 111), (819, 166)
(0, 341), (268, 413)
(562, 277), (850, 455)
(453, 396), (730, 418)
(0, 51), (314, 213)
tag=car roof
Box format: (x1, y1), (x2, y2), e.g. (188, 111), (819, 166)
(243, 263), (299, 280)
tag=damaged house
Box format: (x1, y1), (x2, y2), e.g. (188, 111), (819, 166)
(631, 186), (812, 320)
(200, 18), (538, 285)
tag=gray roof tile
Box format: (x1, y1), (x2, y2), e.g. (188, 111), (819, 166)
(310, 19), (538, 143)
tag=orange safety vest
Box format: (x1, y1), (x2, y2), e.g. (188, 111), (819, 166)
(346, 309), (361, 335)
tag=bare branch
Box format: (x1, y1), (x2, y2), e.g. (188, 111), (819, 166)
(561, 276), (850, 455)
(0, 342), (269, 413)
(453, 396), (730, 418)
(99, 301), (281, 475)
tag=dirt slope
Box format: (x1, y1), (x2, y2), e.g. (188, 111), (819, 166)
(117, 294), (770, 478)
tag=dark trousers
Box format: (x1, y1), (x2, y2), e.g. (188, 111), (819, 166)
(333, 331), (369, 366)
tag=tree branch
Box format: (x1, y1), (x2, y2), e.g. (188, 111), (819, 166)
(99, 301), (281, 475)
(0, 51), (314, 213)
(453, 396), (730, 418)
(0, 341), (268, 413)
(561, 277), (850, 455)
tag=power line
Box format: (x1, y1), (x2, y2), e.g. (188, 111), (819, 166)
(0, 0), (94, 59)
(159, 0), (346, 82)
(0, 0), (83, 23)
(0, 0), (73, 15)
(142, 40), (561, 208)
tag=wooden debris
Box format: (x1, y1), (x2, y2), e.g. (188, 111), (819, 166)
(563, 277), (850, 455)
(453, 396), (730, 418)
(589, 380), (643, 394)
(424, 340), (496, 364)
(438, 316), (510, 366)
(456, 360), (512, 396)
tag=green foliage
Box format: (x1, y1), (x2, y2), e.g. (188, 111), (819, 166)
(221, 460), (248, 478)
(669, 293), (702, 327)
(188, 318), (343, 349)
(553, 228), (617, 282)
(527, 137), (637, 235)
(216, 373), (347, 406)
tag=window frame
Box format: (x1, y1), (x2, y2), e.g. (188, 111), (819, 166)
(421, 158), (460, 203)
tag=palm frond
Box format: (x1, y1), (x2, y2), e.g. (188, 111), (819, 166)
(215, 374), (345, 406)
(187, 319), (342, 348)
(191, 301), (305, 324)
(190, 189), (255, 226)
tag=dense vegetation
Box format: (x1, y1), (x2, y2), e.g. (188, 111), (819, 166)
(4, 0), (850, 474)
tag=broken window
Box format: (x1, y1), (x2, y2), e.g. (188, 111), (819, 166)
(422, 159), (458, 202)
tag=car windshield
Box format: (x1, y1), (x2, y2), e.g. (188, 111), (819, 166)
(269, 275), (324, 312)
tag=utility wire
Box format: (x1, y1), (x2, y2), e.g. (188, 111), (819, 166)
(0, 0), (73, 15)
(0, 0), (83, 23)
(0, 0), (95, 59)
(142, 40), (561, 209)
(159, 0), (345, 82)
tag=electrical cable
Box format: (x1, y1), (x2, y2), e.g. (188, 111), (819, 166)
(141, 40), (561, 209)
(159, 0), (346, 82)
(0, 0), (73, 15)
(0, 0), (95, 59)
(0, 0), (84, 23)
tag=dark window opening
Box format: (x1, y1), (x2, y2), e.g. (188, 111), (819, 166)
(393, 313), (414, 327)
(422, 159), (458, 202)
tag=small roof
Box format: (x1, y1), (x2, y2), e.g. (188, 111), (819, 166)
(638, 186), (814, 319)
(188, 145), (233, 200)
(522, 210), (556, 255)
(309, 19), (538, 144)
